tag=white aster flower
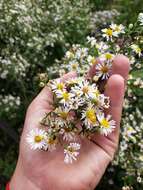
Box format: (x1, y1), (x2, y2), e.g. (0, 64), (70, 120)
(68, 60), (79, 71)
(82, 104), (98, 128)
(55, 106), (74, 126)
(69, 96), (84, 110)
(71, 79), (96, 99)
(97, 113), (116, 136)
(26, 129), (47, 150)
(45, 135), (58, 152)
(87, 36), (97, 47)
(64, 143), (81, 164)
(138, 13), (143, 25)
(50, 79), (65, 92)
(56, 106), (71, 120)
(131, 44), (142, 57)
(102, 28), (118, 41)
(89, 90), (110, 109)
(110, 23), (125, 34)
(56, 90), (74, 106)
(96, 62), (112, 80)
(89, 86), (100, 99)
(75, 47), (88, 59)
(65, 51), (74, 59)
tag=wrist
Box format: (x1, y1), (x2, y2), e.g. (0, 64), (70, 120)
(9, 160), (40, 190)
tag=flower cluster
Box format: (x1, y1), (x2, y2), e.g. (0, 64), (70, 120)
(27, 75), (116, 163)
(54, 38), (116, 79)
(0, 54), (30, 80)
(27, 57), (116, 163)
(0, 94), (21, 120)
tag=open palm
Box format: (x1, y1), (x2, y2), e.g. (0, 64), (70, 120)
(10, 55), (129, 190)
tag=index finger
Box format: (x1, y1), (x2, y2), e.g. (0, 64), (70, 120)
(104, 55), (130, 142)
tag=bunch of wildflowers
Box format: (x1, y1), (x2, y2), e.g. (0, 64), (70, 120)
(27, 71), (116, 163)
(27, 43), (117, 163)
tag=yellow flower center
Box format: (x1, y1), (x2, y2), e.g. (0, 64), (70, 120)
(62, 92), (69, 101)
(34, 135), (43, 143)
(59, 111), (68, 119)
(65, 127), (72, 132)
(106, 29), (113, 36)
(57, 83), (64, 90)
(72, 63), (78, 70)
(82, 86), (89, 94)
(86, 109), (96, 124)
(127, 127), (134, 132)
(48, 137), (57, 145)
(105, 53), (113, 60)
(101, 119), (110, 128)
(68, 147), (74, 152)
(101, 65), (109, 73)
(91, 57), (97, 65)
(136, 47), (141, 54)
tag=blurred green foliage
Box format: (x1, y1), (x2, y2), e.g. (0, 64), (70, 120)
(114, 0), (143, 24)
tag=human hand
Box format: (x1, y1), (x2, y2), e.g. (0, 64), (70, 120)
(10, 55), (130, 190)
